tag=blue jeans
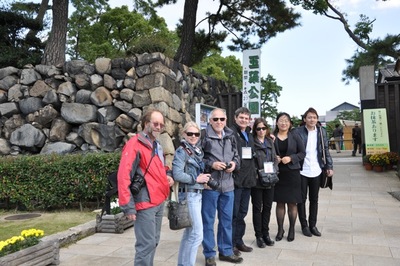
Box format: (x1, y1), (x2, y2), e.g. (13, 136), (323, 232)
(202, 189), (234, 258)
(232, 187), (251, 246)
(134, 203), (164, 266)
(178, 192), (203, 266)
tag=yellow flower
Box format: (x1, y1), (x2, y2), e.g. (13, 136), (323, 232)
(0, 228), (45, 257)
(369, 153), (390, 166)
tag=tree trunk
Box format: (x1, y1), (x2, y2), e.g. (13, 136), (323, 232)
(41, 0), (68, 66)
(174, 0), (198, 66)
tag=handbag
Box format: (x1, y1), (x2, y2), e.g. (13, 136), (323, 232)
(319, 127), (333, 190)
(320, 169), (333, 189)
(257, 169), (279, 187)
(167, 185), (192, 230)
(256, 139), (279, 187)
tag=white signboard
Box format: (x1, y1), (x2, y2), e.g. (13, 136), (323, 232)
(243, 49), (261, 119)
(363, 108), (390, 154)
(195, 103), (217, 130)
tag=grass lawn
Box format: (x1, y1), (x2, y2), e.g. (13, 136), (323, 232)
(0, 210), (97, 241)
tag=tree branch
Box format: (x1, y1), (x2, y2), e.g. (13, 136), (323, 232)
(325, 0), (368, 50)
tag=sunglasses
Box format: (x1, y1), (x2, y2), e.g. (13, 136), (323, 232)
(151, 122), (165, 129)
(256, 127), (267, 131)
(186, 132), (200, 137)
(212, 117), (226, 122)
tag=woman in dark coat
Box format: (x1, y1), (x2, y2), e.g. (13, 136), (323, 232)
(273, 113), (306, 242)
(251, 118), (278, 248)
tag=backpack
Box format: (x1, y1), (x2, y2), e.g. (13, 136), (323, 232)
(100, 171), (118, 218)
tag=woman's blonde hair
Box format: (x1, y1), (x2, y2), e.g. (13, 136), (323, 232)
(181, 121), (200, 137)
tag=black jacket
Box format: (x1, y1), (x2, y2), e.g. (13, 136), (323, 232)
(253, 136), (278, 188)
(274, 131), (306, 170)
(294, 125), (333, 170)
(230, 122), (257, 188)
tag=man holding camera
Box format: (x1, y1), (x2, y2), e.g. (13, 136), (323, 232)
(117, 109), (174, 266)
(201, 108), (241, 266)
(230, 107), (257, 256)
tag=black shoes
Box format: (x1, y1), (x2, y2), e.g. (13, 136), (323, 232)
(302, 227), (312, 237)
(256, 237), (266, 248)
(236, 244), (253, 252)
(275, 230), (285, 241)
(219, 254), (243, 264)
(287, 229), (295, 242)
(310, 227), (322, 237)
(263, 235), (275, 246)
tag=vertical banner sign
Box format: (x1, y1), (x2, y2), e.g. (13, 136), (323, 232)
(363, 108), (390, 154)
(243, 49), (261, 119)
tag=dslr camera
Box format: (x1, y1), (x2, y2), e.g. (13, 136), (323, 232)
(224, 162), (232, 170)
(130, 174), (146, 195)
(207, 177), (219, 190)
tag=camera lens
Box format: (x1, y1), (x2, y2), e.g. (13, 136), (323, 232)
(207, 178), (219, 190)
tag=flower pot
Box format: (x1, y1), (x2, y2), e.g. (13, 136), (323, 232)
(0, 240), (59, 266)
(373, 165), (384, 172)
(96, 212), (134, 233)
(364, 163), (373, 171)
(386, 164), (394, 170)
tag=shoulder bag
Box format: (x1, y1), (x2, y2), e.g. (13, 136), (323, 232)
(167, 184), (192, 230)
(319, 127), (333, 190)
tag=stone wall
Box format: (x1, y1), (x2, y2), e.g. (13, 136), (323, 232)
(0, 52), (236, 165)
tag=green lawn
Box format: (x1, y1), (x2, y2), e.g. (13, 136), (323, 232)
(0, 210), (97, 241)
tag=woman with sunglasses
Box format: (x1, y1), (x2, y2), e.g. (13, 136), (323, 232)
(251, 118), (278, 248)
(172, 121), (211, 266)
(273, 113), (306, 242)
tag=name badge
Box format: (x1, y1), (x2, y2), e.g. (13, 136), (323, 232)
(264, 162), (274, 173)
(242, 147), (252, 159)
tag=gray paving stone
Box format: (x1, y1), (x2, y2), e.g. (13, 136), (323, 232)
(58, 150), (400, 265)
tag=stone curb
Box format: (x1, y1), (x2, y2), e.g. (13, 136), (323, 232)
(42, 220), (97, 247)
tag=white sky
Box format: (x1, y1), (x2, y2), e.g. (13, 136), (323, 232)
(110, 0), (400, 118)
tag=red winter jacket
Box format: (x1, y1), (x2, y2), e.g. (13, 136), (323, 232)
(117, 132), (170, 215)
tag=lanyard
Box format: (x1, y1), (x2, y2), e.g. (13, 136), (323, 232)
(242, 131), (249, 143)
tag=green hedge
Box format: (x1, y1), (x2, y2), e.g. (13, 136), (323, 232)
(0, 152), (121, 210)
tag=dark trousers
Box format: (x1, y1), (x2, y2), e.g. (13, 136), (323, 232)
(298, 175), (320, 229)
(232, 187), (251, 246)
(353, 140), (361, 155)
(251, 187), (274, 238)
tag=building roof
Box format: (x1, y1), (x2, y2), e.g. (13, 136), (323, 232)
(330, 102), (359, 111)
(377, 58), (400, 83)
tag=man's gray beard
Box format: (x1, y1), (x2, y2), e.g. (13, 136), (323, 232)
(146, 126), (160, 140)
(152, 131), (161, 140)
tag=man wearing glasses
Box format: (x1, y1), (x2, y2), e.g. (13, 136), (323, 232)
(230, 107), (257, 256)
(117, 109), (174, 266)
(201, 108), (242, 265)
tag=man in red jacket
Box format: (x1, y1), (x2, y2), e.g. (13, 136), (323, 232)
(118, 109), (174, 266)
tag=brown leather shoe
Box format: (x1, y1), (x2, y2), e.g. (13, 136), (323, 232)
(233, 246), (241, 256)
(236, 244), (253, 252)
(205, 257), (216, 266)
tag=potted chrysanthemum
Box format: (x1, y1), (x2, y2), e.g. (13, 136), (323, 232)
(385, 152), (399, 170)
(369, 153), (389, 172)
(363, 154), (372, 170)
(0, 228), (59, 266)
(96, 198), (134, 233)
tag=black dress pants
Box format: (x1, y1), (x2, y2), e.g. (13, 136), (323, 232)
(251, 187), (274, 238)
(298, 175), (320, 228)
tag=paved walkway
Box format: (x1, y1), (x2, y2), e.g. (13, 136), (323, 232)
(59, 150), (400, 266)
